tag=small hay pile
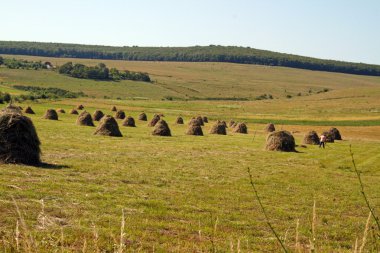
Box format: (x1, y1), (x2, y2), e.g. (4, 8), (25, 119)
(76, 111), (94, 126)
(122, 116), (136, 127)
(329, 127), (342, 140)
(233, 123), (248, 134)
(93, 110), (104, 121)
(209, 120), (227, 135)
(202, 116), (208, 123)
(186, 124), (203, 136)
(303, 131), (320, 145)
(94, 115), (122, 137)
(77, 105), (84, 110)
(148, 114), (160, 127)
(70, 109), (79, 115)
(138, 113), (147, 121)
(43, 109), (58, 120)
(115, 110), (126, 120)
(152, 120), (171, 136)
(111, 106), (117, 112)
(266, 131), (296, 152)
(322, 131), (334, 143)
(0, 112), (41, 165)
(24, 106), (35, 114)
(265, 123), (276, 132)
(176, 116), (184, 124)
(57, 108), (66, 113)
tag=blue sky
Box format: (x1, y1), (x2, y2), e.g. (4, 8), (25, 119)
(2, 0), (380, 64)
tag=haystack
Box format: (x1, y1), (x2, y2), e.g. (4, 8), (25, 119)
(57, 108), (66, 113)
(24, 106), (35, 114)
(266, 131), (296, 152)
(303, 131), (320, 145)
(233, 123), (248, 134)
(111, 106), (117, 112)
(77, 104), (84, 110)
(93, 110), (104, 121)
(0, 112), (41, 165)
(229, 120), (236, 128)
(322, 131), (334, 143)
(196, 116), (204, 126)
(115, 110), (126, 120)
(122, 116), (136, 127)
(76, 111), (94, 126)
(186, 124), (203, 136)
(148, 114), (160, 127)
(176, 116), (184, 124)
(152, 120), (171, 136)
(329, 127), (342, 140)
(209, 120), (227, 135)
(138, 112), (147, 121)
(265, 123), (275, 132)
(43, 109), (58, 120)
(202, 116), (208, 123)
(94, 115), (122, 137)
(70, 109), (79, 115)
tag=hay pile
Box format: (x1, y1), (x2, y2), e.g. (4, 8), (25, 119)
(138, 112), (147, 121)
(77, 105), (84, 110)
(209, 120), (227, 135)
(115, 110), (126, 120)
(0, 112), (41, 165)
(265, 123), (276, 132)
(152, 120), (171, 136)
(122, 116), (136, 127)
(202, 116), (208, 123)
(43, 109), (58, 120)
(70, 109), (79, 115)
(148, 114), (160, 127)
(76, 111), (94, 126)
(111, 106), (117, 112)
(94, 115), (122, 137)
(186, 124), (203, 136)
(329, 127), (342, 140)
(233, 123), (248, 134)
(229, 120), (236, 128)
(176, 116), (184, 124)
(266, 131), (296, 152)
(93, 110), (104, 121)
(303, 131), (320, 145)
(24, 106), (35, 114)
(322, 131), (334, 143)
(57, 108), (66, 113)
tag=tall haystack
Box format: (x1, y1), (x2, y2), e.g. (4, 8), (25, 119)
(209, 120), (227, 135)
(70, 109), (79, 115)
(265, 123), (275, 132)
(94, 115), (122, 137)
(111, 106), (117, 112)
(93, 110), (104, 121)
(57, 108), (66, 113)
(122, 116), (136, 127)
(233, 123), (248, 134)
(76, 111), (95, 126)
(186, 124), (203, 136)
(176, 116), (184, 124)
(303, 131), (320, 145)
(152, 120), (171, 136)
(196, 116), (204, 126)
(322, 131), (334, 143)
(115, 110), (126, 120)
(0, 112), (41, 165)
(24, 106), (35, 114)
(202, 116), (208, 123)
(148, 114), (160, 127)
(138, 112), (147, 121)
(329, 127), (342, 140)
(266, 131), (296, 152)
(77, 104), (84, 110)
(43, 109), (58, 120)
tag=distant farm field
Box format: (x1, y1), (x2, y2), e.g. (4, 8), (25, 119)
(0, 55), (379, 252)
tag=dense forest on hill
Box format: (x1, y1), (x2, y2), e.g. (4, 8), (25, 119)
(1, 41), (380, 76)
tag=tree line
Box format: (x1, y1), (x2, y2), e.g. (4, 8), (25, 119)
(1, 41), (380, 76)
(0, 57), (48, 70)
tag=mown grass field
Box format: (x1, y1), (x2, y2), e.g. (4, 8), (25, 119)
(0, 55), (380, 252)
